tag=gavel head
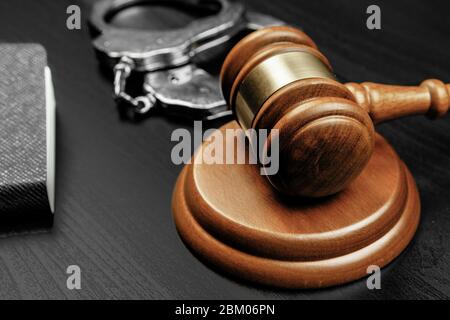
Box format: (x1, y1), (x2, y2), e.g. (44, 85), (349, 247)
(220, 26), (375, 197)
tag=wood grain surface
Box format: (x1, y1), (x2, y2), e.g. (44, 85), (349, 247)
(0, 0), (449, 299)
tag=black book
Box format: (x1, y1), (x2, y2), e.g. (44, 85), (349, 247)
(0, 44), (55, 223)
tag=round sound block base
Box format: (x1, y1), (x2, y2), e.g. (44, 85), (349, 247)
(172, 121), (420, 289)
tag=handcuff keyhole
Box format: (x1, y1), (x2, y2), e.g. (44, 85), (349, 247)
(170, 75), (180, 84)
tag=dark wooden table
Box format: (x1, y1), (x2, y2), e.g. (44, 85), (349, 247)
(0, 0), (449, 299)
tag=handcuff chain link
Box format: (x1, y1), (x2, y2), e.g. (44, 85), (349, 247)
(91, 0), (285, 119)
(113, 56), (156, 114)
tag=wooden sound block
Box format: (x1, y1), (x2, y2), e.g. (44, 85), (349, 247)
(172, 121), (420, 289)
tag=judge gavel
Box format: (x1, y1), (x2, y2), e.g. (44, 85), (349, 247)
(220, 26), (449, 197)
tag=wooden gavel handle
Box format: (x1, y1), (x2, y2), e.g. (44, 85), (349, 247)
(345, 79), (450, 124)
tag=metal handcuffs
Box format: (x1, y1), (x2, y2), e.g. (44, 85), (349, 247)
(89, 0), (284, 120)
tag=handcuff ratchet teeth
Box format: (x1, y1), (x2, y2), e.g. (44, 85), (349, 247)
(89, 0), (284, 120)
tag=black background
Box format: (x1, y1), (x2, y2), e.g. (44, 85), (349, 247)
(0, 0), (449, 299)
